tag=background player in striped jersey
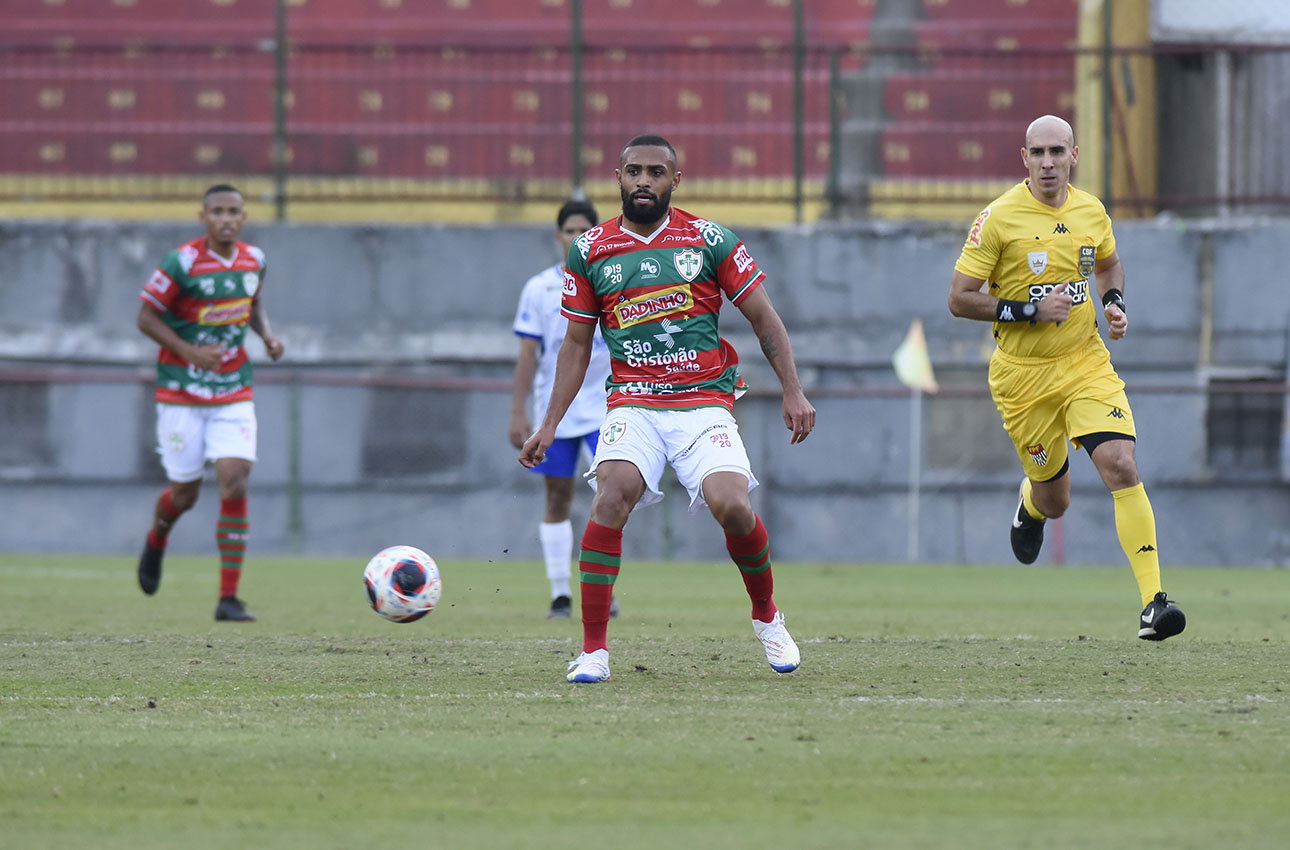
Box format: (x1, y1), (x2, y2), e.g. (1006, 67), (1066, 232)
(135, 184), (284, 622)
(519, 135), (816, 683)
(948, 115), (1185, 640)
(509, 199), (617, 620)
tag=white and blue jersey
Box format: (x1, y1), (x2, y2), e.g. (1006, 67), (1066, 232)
(513, 263), (612, 439)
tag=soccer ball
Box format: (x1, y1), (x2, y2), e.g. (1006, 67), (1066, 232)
(363, 545), (442, 623)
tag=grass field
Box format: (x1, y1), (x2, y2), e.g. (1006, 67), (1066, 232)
(1, 553), (1287, 850)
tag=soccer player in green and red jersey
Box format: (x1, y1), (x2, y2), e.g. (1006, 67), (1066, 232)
(519, 135), (816, 683)
(135, 184), (284, 622)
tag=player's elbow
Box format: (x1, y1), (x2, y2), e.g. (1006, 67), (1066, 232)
(947, 291), (969, 318)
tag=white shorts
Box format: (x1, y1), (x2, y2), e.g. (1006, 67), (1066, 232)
(156, 401), (257, 483)
(586, 406), (757, 513)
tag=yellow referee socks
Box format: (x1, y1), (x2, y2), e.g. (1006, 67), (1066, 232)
(1021, 478), (1046, 521)
(1112, 482), (1162, 608)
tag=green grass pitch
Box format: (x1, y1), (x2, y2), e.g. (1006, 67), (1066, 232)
(1, 552), (1287, 849)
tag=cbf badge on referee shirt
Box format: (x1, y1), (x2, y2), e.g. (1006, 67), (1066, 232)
(1078, 245), (1095, 278)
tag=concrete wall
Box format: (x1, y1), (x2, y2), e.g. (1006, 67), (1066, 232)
(2, 216), (1288, 567)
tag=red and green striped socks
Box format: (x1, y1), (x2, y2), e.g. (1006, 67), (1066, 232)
(578, 521), (622, 653)
(146, 486), (182, 550)
(216, 498), (248, 598)
(726, 515), (777, 622)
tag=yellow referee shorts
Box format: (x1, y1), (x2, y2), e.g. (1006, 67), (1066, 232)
(988, 338), (1135, 482)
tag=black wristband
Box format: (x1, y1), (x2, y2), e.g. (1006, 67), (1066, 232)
(1101, 288), (1125, 312)
(996, 299), (1037, 322)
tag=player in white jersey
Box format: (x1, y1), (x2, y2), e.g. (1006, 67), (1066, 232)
(509, 200), (615, 619)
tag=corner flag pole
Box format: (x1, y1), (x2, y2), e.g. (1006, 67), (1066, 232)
(892, 319), (939, 563)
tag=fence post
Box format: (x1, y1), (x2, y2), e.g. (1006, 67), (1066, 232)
(827, 48), (841, 220)
(570, 0), (585, 199)
(1100, 0), (1114, 213)
(793, 0), (805, 224)
(273, 0), (288, 221)
(288, 374), (303, 554)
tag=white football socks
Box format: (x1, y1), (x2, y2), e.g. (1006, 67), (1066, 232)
(539, 520), (573, 599)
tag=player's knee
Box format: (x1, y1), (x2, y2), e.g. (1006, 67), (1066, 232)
(218, 476), (249, 502)
(707, 497), (754, 534)
(589, 489), (636, 527)
(170, 483), (201, 512)
(1039, 496), (1069, 519)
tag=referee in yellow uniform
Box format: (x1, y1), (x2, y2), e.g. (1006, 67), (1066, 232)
(948, 114), (1185, 641)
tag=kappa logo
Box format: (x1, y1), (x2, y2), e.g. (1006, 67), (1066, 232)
(673, 248), (702, 281)
(1053, 223), (1070, 234)
(1137, 544), (1156, 553)
(1027, 250), (1049, 275)
(1107, 408), (1125, 419)
(1026, 443), (1049, 466)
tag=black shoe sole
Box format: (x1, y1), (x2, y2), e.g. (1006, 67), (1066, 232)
(137, 543), (163, 595)
(1139, 608), (1186, 641)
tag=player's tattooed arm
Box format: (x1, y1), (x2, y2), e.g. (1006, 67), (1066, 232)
(737, 286), (815, 444)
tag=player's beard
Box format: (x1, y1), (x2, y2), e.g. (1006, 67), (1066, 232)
(621, 186), (672, 225)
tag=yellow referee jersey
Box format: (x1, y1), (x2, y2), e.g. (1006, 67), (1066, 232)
(954, 180), (1116, 358)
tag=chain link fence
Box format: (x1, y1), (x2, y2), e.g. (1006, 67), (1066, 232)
(3, 0), (1289, 223)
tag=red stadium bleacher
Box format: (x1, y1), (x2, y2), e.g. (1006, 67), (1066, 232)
(880, 123), (1022, 178)
(869, 0), (1080, 181)
(0, 0), (1069, 187)
(883, 71), (1074, 123)
(920, 0), (1078, 21)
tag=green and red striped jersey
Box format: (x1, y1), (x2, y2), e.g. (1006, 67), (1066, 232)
(140, 237), (267, 406)
(562, 207), (764, 412)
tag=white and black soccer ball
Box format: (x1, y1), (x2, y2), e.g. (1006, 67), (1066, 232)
(363, 545), (442, 623)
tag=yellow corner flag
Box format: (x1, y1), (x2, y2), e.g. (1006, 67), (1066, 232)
(892, 318), (939, 393)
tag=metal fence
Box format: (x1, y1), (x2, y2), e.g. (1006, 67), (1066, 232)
(3, 0), (1290, 223)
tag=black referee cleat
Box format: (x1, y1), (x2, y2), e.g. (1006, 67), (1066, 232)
(1009, 481), (1045, 564)
(137, 540), (164, 595)
(1138, 591), (1186, 641)
(546, 595), (572, 619)
(215, 595), (257, 622)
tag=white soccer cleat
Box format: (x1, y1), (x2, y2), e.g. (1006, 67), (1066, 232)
(753, 611), (800, 674)
(566, 648), (611, 683)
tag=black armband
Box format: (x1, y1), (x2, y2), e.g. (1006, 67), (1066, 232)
(1101, 288), (1125, 312)
(995, 299), (1037, 323)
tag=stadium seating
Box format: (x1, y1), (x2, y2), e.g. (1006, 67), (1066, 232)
(0, 0), (1074, 186)
(920, 0), (1078, 22)
(876, 0), (1080, 181)
(883, 71), (1074, 123)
